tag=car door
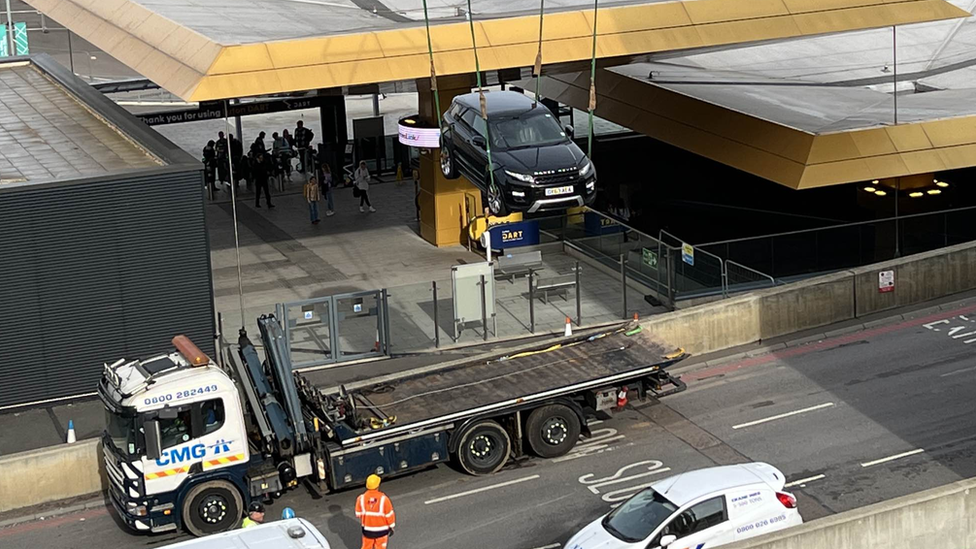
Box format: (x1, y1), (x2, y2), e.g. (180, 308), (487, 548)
(455, 108), (483, 183)
(652, 495), (734, 549)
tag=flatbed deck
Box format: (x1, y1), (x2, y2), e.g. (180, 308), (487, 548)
(327, 326), (681, 434)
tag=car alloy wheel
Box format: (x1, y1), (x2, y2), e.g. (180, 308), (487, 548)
(440, 147), (452, 177)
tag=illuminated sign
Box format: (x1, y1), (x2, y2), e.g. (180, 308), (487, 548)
(398, 115), (441, 148)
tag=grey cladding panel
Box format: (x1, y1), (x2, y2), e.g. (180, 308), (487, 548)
(0, 170), (213, 407)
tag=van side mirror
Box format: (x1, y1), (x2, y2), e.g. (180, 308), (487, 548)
(472, 135), (486, 149)
(659, 535), (677, 548)
(145, 420), (162, 461)
(564, 125), (575, 138)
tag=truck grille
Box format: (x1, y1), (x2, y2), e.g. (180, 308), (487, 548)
(103, 444), (125, 487)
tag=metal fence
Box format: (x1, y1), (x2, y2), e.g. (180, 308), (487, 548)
(697, 205), (976, 280)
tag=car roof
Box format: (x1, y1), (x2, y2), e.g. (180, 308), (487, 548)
(651, 463), (786, 506)
(159, 518), (331, 548)
(454, 91), (536, 116)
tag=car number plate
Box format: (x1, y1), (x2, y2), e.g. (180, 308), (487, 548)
(545, 185), (574, 196)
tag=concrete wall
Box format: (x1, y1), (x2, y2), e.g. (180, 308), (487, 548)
(723, 476), (976, 549)
(0, 439), (105, 513)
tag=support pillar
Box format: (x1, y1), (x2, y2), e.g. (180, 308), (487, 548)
(417, 74), (481, 247)
(318, 91), (348, 178)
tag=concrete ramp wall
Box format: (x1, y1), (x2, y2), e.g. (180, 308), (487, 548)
(724, 476), (976, 549)
(2, 241), (976, 515)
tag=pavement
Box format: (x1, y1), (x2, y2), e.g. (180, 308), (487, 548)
(3, 293), (976, 548)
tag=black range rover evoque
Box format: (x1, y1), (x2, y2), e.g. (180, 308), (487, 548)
(440, 91), (597, 216)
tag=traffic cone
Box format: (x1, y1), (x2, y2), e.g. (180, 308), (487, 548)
(564, 317), (573, 337)
(66, 420), (76, 444)
(633, 312), (639, 322)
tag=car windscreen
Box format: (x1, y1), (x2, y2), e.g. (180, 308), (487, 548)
(490, 110), (566, 150)
(602, 488), (678, 543)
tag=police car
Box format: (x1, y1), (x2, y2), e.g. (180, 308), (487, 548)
(566, 463), (803, 549)
(156, 518), (331, 549)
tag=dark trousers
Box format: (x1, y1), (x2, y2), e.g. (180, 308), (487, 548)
(360, 191), (371, 207)
(255, 178), (273, 207)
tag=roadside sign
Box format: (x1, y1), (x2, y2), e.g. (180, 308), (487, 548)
(13, 22), (28, 56)
(681, 243), (695, 266)
(878, 270), (895, 293)
(642, 248), (658, 268)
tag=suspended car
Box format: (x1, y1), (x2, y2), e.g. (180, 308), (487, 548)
(440, 91), (596, 216)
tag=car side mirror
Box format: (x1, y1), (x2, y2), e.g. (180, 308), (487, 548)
(144, 420), (162, 461)
(472, 135), (486, 149)
(658, 535), (677, 548)
(564, 125), (575, 138)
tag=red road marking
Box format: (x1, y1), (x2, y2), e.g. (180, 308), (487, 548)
(0, 507), (109, 538)
(683, 302), (976, 383)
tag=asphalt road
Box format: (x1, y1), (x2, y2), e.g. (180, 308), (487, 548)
(3, 301), (976, 549)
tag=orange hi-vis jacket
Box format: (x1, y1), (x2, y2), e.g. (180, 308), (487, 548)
(356, 489), (396, 538)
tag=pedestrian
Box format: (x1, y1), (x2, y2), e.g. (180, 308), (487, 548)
(356, 474), (395, 549)
(305, 176), (321, 224)
(202, 140), (217, 192)
(354, 160), (375, 213)
(320, 162), (335, 216)
(215, 131), (229, 185)
(253, 131), (267, 154)
(253, 151), (274, 209)
(241, 501), (265, 528)
(294, 120), (314, 173)
(272, 131), (292, 179)
(230, 134), (244, 187)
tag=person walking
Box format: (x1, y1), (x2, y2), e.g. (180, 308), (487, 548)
(241, 502), (265, 528)
(215, 131), (229, 185)
(320, 162), (335, 216)
(202, 140), (217, 193)
(294, 120), (314, 173)
(355, 475), (395, 549)
(354, 160), (375, 213)
(305, 176), (321, 224)
(253, 151), (274, 209)
(229, 134), (244, 188)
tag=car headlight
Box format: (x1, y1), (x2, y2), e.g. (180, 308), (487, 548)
(504, 170), (535, 184)
(579, 161), (592, 177)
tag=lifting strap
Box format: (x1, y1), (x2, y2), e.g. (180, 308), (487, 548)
(534, 0), (545, 105)
(421, 0), (443, 127)
(588, 0), (599, 158)
(465, 0), (500, 201)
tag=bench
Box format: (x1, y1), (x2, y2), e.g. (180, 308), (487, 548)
(495, 250), (543, 282)
(533, 273), (577, 303)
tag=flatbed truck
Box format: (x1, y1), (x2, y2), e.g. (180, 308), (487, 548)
(99, 315), (686, 536)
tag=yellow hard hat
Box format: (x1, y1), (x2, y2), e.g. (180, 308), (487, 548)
(366, 474), (381, 490)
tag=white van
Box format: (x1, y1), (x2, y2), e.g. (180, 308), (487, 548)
(156, 518), (331, 549)
(566, 463), (802, 549)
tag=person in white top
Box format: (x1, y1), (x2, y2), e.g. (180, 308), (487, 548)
(354, 160), (376, 213)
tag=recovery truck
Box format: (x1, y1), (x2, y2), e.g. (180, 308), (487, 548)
(99, 315), (686, 536)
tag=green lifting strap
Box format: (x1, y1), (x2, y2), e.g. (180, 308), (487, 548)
(534, 0), (545, 104)
(588, 0), (599, 158)
(465, 0), (500, 205)
(421, 0), (442, 128)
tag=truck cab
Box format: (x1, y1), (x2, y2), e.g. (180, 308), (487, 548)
(99, 336), (252, 535)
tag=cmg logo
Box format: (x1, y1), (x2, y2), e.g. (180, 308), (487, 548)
(156, 444), (206, 466)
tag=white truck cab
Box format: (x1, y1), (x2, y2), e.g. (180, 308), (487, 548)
(100, 336), (254, 535)
(156, 518), (331, 549)
(566, 463), (803, 549)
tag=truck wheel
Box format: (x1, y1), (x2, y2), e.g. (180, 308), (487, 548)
(456, 420), (511, 475)
(181, 480), (244, 537)
(526, 404), (581, 458)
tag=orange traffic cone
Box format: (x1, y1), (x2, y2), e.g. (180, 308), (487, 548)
(564, 317), (573, 337)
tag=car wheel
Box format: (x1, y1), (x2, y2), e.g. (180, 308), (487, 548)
(181, 480), (243, 537)
(525, 404), (581, 458)
(487, 184), (508, 217)
(455, 420), (511, 475)
(440, 137), (458, 179)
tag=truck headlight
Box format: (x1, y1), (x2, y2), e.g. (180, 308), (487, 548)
(504, 170), (535, 184)
(579, 161), (592, 177)
(127, 502), (148, 516)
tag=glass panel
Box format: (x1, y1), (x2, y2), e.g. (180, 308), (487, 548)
(287, 299), (332, 366)
(334, 293), (381, 358)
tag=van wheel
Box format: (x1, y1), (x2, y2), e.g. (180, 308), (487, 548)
(181, 480), (243, 537)
(455, 420), (511, 475)
(526, 404), (581, 458)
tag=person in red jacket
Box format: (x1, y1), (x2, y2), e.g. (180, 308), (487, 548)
(356, 474), (396, 549)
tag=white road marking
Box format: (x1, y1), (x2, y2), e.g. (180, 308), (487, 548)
(940, 366), (976, 377)
(732, 402), (835, 430)
(784, 474), (825, 488)
(529, 545), (561, 549)
(860, 448), (925, 468)
(424, 475), (540, 505)
(924, 319), (949, 331)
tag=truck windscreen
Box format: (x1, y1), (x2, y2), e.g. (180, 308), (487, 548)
(105, 409), (142, 455)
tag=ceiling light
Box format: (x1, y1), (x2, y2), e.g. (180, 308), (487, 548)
(872, 180), (880, 184)
(936, 181), (949, 188)
(909, 192), (923, 198)
(863, 186), (876, 193)
(927, 189), (941, 195)
(874, 190), (887, 196)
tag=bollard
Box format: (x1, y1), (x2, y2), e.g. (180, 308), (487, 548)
(66, 420), (76, 444)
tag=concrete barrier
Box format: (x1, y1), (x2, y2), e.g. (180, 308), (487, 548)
(723, 477), (976, 549)
(0, 438), (105, 513)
